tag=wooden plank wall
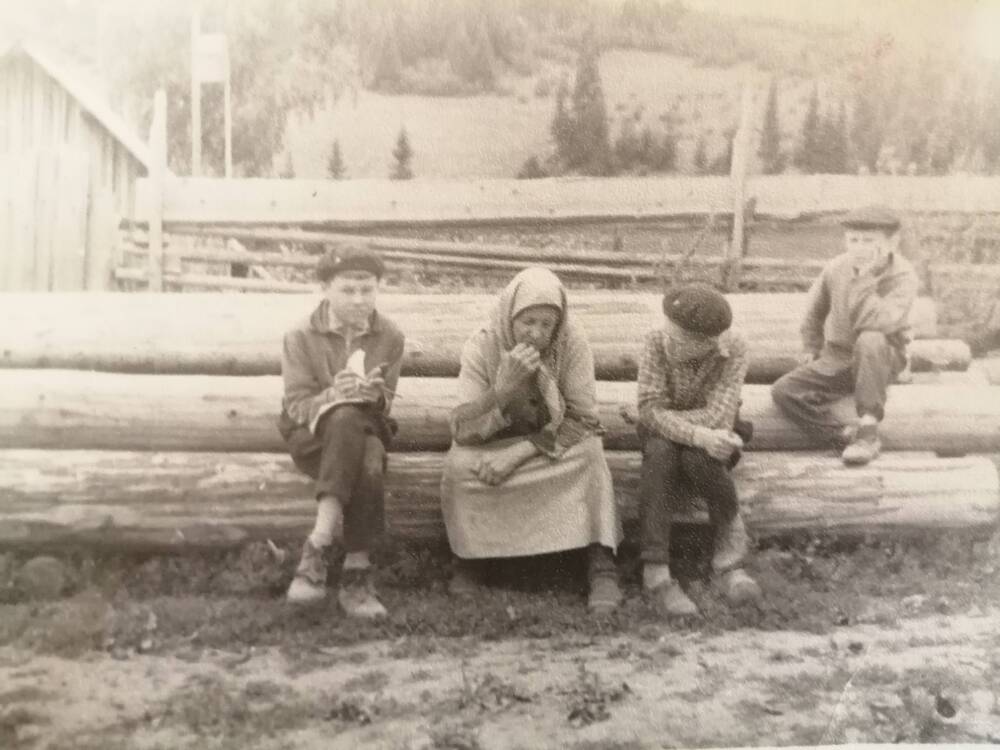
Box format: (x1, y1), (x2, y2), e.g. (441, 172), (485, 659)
(0, 148), (93, 290)
(0, 54), (133, 288)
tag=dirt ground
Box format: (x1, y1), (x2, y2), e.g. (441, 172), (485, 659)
(3, 530), (1000, 749)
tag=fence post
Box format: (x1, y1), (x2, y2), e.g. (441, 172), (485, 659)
(723, 79), (755, 291)
(148, 89), (167, 292)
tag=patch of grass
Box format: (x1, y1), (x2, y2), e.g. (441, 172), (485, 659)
(0, 686), (53, 706)
(342, 670), (391, 694)
(428, 723), (483, 750)
(853, 664), (902, 687)
(457, 669), (533, 713)
(0, 705), (49, 747)
(4, 530), (1000, 657)
(763, 665), (854, 712)
(561, 662), (633, 727)
(156, 674), (309, 741)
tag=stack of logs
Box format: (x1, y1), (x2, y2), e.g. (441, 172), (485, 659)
(0, 291), (996, 552)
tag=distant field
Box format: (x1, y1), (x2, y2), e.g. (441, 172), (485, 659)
(286, 50), (798, 180)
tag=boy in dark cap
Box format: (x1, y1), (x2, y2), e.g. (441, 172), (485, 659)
(280, 245), (405, 617)
(636, 283), (761, 617)
(771, 205), (918, 465)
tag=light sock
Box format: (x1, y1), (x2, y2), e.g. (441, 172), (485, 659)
(308, 496), (342, 549)
(343, 551), (371, 571)
(642, 563), (672, 591)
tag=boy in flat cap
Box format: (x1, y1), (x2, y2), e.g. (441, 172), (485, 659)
(280, 245), (405, 617)
(771, 206), (918, 465)
(636, 283), (760, 617)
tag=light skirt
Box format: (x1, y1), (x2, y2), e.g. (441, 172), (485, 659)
(440, 435), (622, 559)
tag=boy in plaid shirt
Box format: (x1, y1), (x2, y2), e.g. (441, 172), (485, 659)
(636, 284), (760, 617)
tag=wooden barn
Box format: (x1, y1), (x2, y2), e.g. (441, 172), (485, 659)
(0, 40), (151, 290)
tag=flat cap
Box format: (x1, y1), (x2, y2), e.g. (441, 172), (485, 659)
(316, 245), (385, 282)
(841, 205), (900, 231)
(662, 283), (732, 337)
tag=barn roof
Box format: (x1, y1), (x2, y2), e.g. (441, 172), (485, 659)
(0, 39), (152, 171)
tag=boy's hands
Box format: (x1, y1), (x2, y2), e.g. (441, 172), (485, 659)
(330, 365), (386, 403)
(700, 428), (743, 462)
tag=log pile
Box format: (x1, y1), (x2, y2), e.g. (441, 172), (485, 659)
(0, 289), (996, 551)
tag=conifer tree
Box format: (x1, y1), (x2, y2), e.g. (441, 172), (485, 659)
(327, 139), (346, 179)
(693, 135), (707, 173)
(759, 78), (783, 174)
(569, 33), (612, 175)
(391, 127), (414, 180)
(796, 85), (821, 172)
(550, 77), (573, 165)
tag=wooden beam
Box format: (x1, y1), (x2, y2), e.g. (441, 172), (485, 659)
(0, 371), (997, 454)
(0, 450), (994, 551)
(136, 175), (735, 227)
(0, 291), (945, 381)
(133, 174), (1000, 228)
(159, 224), (829, 276)
(147, 90), (167, 292)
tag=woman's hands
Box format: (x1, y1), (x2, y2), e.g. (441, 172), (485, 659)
(474, 441), (539, 486)
(494, 344), (540, 403)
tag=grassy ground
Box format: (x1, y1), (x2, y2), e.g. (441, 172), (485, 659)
(2, 530), (1000, 748)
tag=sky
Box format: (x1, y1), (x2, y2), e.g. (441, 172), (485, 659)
(3, 0), (999, 62)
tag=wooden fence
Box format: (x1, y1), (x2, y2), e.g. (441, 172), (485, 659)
(113, 89), (1000, 295)
(0, 146), (115, 291)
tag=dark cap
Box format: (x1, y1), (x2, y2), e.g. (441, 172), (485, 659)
(316, 244), (385, 282)
(662, 283), (732, 337)
(841, 205), (900, 232)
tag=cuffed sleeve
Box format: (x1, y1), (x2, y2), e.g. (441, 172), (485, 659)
(450, 334), (512, 445)
(800, 271), (830, 356)
(281, 331), (335, 430)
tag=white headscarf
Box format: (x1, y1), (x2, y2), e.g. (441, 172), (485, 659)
(484, 267), (571, 432)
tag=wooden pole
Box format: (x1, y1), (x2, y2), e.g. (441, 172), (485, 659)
(147, 90), (167, 292)
(223, 1), (232, 178)
(190, 8), (202, 177)
(223, 70), (232, 178)
(724, 77), (755, 291)
(0, 450), (995, 551)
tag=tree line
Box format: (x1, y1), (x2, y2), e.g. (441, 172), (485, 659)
(24, 0), (1000, 178)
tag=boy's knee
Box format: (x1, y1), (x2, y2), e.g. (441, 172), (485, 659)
(771, 375), (794, 406)
(321, 405), (367, 439)
(642, 435), (678, 465)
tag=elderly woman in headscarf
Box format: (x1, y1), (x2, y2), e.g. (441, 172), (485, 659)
(440, 267), (623, 613)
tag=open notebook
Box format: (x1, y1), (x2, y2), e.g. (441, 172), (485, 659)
(308, 350), (374, 433)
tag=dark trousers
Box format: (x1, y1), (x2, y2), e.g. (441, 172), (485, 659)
(771, 331), (906, 444)
(282, 406), (389, 553)
(638, 428), (739, 565)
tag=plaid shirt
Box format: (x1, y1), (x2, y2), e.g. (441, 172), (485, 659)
(636, 328), (748, 447)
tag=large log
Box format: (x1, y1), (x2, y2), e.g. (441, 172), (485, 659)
(0, 292), (942, 382)
(0, 450), (995, 551)
(1, 370), (998, 454)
